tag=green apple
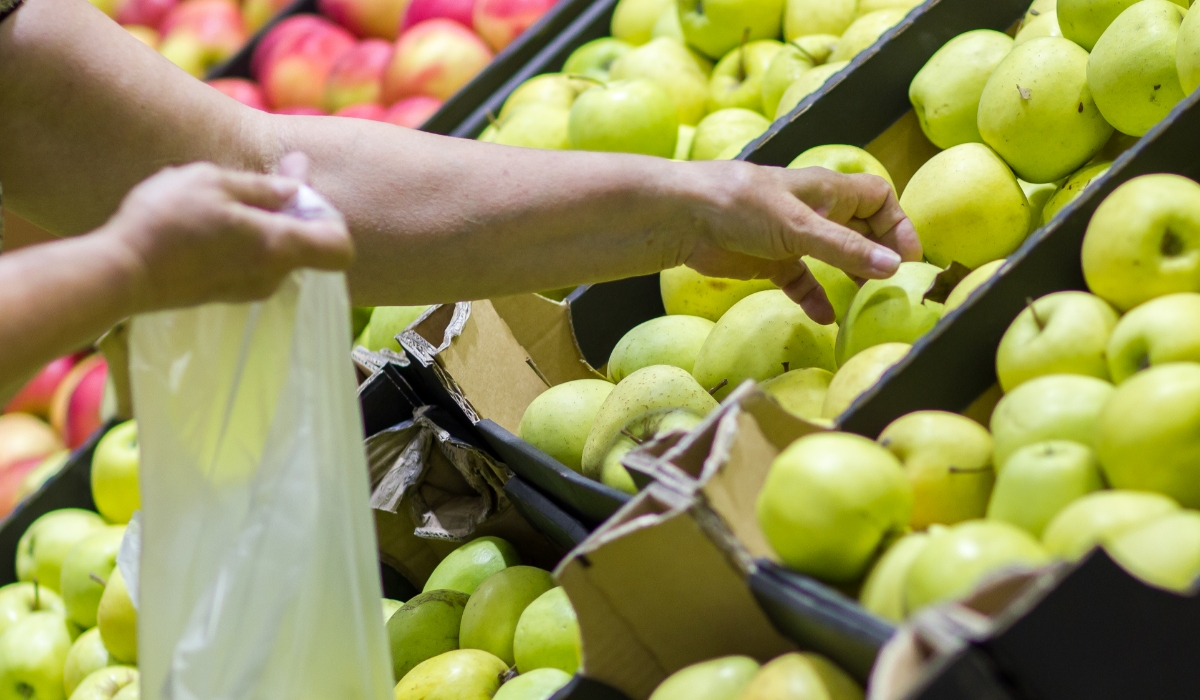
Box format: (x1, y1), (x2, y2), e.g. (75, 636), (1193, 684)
(783, 0), (856, 40)
(495, 104), (572, 150)
(1042, 489), (1180, 559)
(859, 529), (935, 622)
(1082, 174), (1200, 311)
(60, 526), (124, 629)
(879, 411), (995, 529)
(387, 589), (471, 682)
(690, 108), (772, 160)
(909, 29), (1015, 150)
(675, 124), (696, 159)
(367, 306), (430, 352)
(0, 584), (64, 641)
(1178, 0), (1200, 92)
(16, 509), (106, 593)
(610, 38), (710, 125)
(803, 256), (859, 323)
(1059, 0), (1188, 52)
(110, 681), (136, 700)
(677, 0), (786, 60)
(714, 141), (755, 160)
(659, 266), (776, 320)
(774, 61), (849, 119)
(608, 315), (716, 382)
(1026, 0), (1058, 21)
(67, 667), (137, 700)
(1096, 362), (1200, 507)
(994, 291), (1119, 391)
(692, 290), (839, 400)
(648, 656), (760, 700)
(1108, 293), (1200, 382)
(899, 144), (1031, 268)
(519, 379), (615, 473)
(1015, 9), (1063, 44)
(708, 40), (784, 114)
(95, 568), (134, 664)
(478, 125), (499, 142)
(394, 649), (509, 700)
(62, 628), (111, 698)
(978, 37), (1115, 183)
(580, 365), (718, 475)
(738, 653), (863, 700)
(787, 145), (894, 190)
(500, 74), (583, 119)
(1040, 160), (1111, 226)
(829, 9), (908, 63)
(834, 262), (944, 366)
(944, 259), (1005, 311)
(758, 432), (912, 582)
(760, 368), (833, 422)
(513, 587), (580, 674)
(91, 421), (139, 525)
(597, 408), (703, 489)
(494, 669), (573, 700)
(990, 374), (1114, 468)
(563, 38), (634, 81)
(460, 566), (555, 666)
(612, 0), (673, 45)
(1021, 179), (1059, 234)
(382, 598), (403, 622)
(859, 0), (923, 15)
(822, 342), (910, 420)
(1088, 0), (1187, 137)
(569, 79), (679, 156)
(905, 520), (1049, 613)
(761, 43), (814, 118)
(652, 4), (685, 41)
(986, 440), (1104, 538)
(0, 611), (74, 700)
(424, 536), (521, 595)
(1104, 510), (1200, 591)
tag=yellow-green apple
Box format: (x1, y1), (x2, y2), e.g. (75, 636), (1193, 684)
(1088, 0), (1187, 137)
(609, 37), (710, 125)
(692, 290), (839, 400)
(648, 656), (760, 700)
(677, 0), (785, 59)
(519, 379), (615, 473)
(1108, 293), (1200, 382)
(1021, 179), (1059, 234)
(157, 0), (248, 77)
(905, 520), (1048, 612)
(994, 291), (1119, 391)
(773, 60), (849, 118)
(562, 37), (634, 80)
(335, 103), (389, 119)
(651, 3), (685, 41)
(49, 355), (107, 451)
(608, 316), (715, 381)
(1040, 160), (1111, 225)
(5, 356), (81, 421)
(15, 451), (70, 504)
(707, 40), (784, 113)
(1178, 0), (1200, 92)
(252, 16), (356, 109)
(494, 103), (572, 149)
(580, 365), (718, 475)
(760, 39), (827, 118)
(674, 124), (696, 159)
(1015, 9), (1062, 44)
(909, 30), (1014, 149)
(424, 536), (521, 595)
(597, 408), (702, 489)
(0, 612), (74, 700)
(62, 628), (111, 698)
(319, 0), (411, 40)
(69, 667), (138, 700)
(395, 649), (509, 700)
(568, 79), (679, 156)
(403, 0), (478, 31)
(859, 529), (935, 621)
(0, 414), (62, 474)
(977, 37), (1114, 183)
(611, 0), (673, 45)
(760, 368), (833, 423)
(879, 411), (994, 529)
(788, 144), (894, 190)
(829, 9), (908, 63)
(834, 262), (944, 366)
(365, 305), (431, 352)
(690, 108), (771, 159)
(944, 259), (1005, 311)
(1059, 0), (1188, 52)
(758, 432), (912, 582)
(803, 256), (858, 324)
(499, 74), (582, 118)
(381, 18), (493, 102)
(859, 0), (922, 14)
(986, 440), (1103, 537)
(383, 598), (403, 622)
(0, 584), (64, 639)
(388, 589), (471, 681)
(473, 0), (557, 51)
(96, 569), (135, 664)
(206, 78), (268, 110)
(738, 653), (862, 700)
(110, 680), (136, 700)
(822, 342), (910, 419)
(91, 421), (139, 525)
(513, 587), (580, 674)
(990, 373), (1114, 468)
(899, 144), (1031, 268)
(242, 0), (293, 32)
(494, 668), (572, 700)
(324, 39), (393, 112)
(1042, 489), (1180, 559)
(60, 526), (125, 629)
(783, 0), (855, 39)
(1082, 174), (1200, 310)
(16, 510), (107, 593)
(1104, 510), (1200, 591)
(659, 266), (775, 320)
(125, 26), (161, 51)
(383, 95), (444, 126)
(460, 567), (554, 665)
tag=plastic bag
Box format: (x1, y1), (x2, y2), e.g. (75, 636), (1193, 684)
(129, 187), (394, 700)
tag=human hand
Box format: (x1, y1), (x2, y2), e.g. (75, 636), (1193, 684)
(100, 159), (354, 313)
(676, 161), (922, 325)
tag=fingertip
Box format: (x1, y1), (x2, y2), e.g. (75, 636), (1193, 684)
(798, 286), (836, 325)
(270, 176), (301, 201)
(866, 246), (901, 278)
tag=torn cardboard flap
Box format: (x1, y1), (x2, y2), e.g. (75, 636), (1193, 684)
(492, 293), (603, 385)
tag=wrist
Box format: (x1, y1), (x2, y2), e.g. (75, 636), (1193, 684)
(84, 222), (151, 318)
(652, 159), (753, 267)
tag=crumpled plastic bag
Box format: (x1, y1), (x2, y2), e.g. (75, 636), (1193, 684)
(128, 186), (394, 700)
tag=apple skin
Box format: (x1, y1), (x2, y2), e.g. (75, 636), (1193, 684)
(648, 656), (760, 700)
(403, 0), (478, 31)
(690, 108), (771, 160)
(383, 598), (403, 622)
(899, 144), (1031, 269)
(5, 356), (80, 421)
(598, 408), (702, 490)
(96, 569), (135, 664)
(512, 587), (580, 674)
(0, 584), (65, 640)
(783, 0), (855, 40)
(1107, 293), (1200, 383)
(1014, 9), (1062, 45)
(829, 9), (907, 63)
(944, 259), (1005, 312)
(674, 124), (696, 159)
(395, 649), (509, 700)
(568, 79), (679, 157)
(610, 0), (673, 46)
(1040, 160), (1111, 226)
(562, 37), (634, 81)
(16, 510), (107, 594)
(252, 16), (356, 110)
(859, 529), (934, 622)
(272, 106), (329, 115)
(242, 0), (294, 32)
(473, 0), (557, 51)
(365, 305), (431, 352)
(424, 536), (521, 595)
(382, 18), (494, 102)
(157, 0), (248, 77)
(383, 95), (444, 127)
(834, 261), (944, 367)
(822, 342), (910, 420)
(990, 373), (1114, 469)
(115, 0), (176, 29)
(519, 379), (615, 473)
(677, 0), (785, 60)
(608, 315), (715, 382)
(0, 414), (62, 473)
(1058, 0), (1188, 52)
(909, 30), (1014, 150)
(986, 440), (1104, 538)
(60, 526), (126, 629)
(879, 411), (995, 529)
(319, 0), (411, 40)
(91, 421), (140, 526)
(788, 145), (894, 191)
(493, 668), (572, 700)
(62, 628), (112, 698)
(609, 38), (710, 126)
(324, 39), (394, 112)
(707, 40), (784, 114)
(739, 653), (862, 700)
(802, 257), (858, 324)
(493, 104), (571, 148)
(0, 611), (75, 700)
(499, 74), (582, 119)
(1178, 1), (1200, 94)
(48, 355), (108, 451)
(69, 666), (138, 700)
(658, 267), (775, 321)
(206, 78), (268, 110)
(760, 40), (822, 119)
(1043, 489), (1180, 560)
(994, 291), (1119, 391)
(387, 589), (471, 682)
(1105, 510), (1200, 592)
(773, 60), (848, 119)
(760, 368), (833, 423)
(1082, 174), (1200, 311)
(459, 566), (555, 666)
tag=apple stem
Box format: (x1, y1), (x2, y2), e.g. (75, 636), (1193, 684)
(524, 358), (551, 388)
(620, 428), (646, 445)
(485, 111), (499, 128)
(789, 41), (816, 64)
(89, 572), (108, 588)
(737, 27), (751, 82)
(32, 580), (39, 610)
(708, 378), (728, 396)
(1025, 297), (1046, 331)
(948, 465), (993, 474)
(781, 361), (790, 373)
(566, 74), (606, 89)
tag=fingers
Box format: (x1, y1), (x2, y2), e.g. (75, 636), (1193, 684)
(219, 169), (301, 211)
(279, 152), (311, 183)
(797, 212), (902, 280)
(233, 204), (355, 273)
(770, 259), (835, 325)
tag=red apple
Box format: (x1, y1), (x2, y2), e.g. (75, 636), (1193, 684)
(253, 15), (356, 109)
(0, 456), (50, 518)
(381, 19), (492, 103)
(0, 414), (63, 473)
(250, 14), (330, 76)
(382, 95), (441, 127)
(472, 0), (556, 52)
(116, 0), (177, 29)
(401, 0), (476, 32)
(6, 355), (82, 420)
(14, 451), (70, 505)
(318, 0), (411, 40)
(158, 0), (247, 76)
(49, 355), (108, 450)
(273, 105), (329, 114)
(334, 103), (388, 119)
(242, 0), (294, 33)
(207, 77), (268, 110)
(124, 24), (162, 48)
(324, 39), (393, 112)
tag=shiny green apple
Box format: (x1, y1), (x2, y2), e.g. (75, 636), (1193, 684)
(569, 79), (679, 157)
(834, 262), (943, 366)
(608, 315), (716, 382)
(986, 440), (1104, 538)
(0, 611), (74, 700)
(493, 669), (573, 700)
(1178, 1), (1200, 93)
(677, 0), (786, 59)
(761, 41), (817, 118)
(859, 529), (934, 622)
(610, 37), (710, 125)
(60, 526), (124, 629)
(1021, 179), (1059, 234)
(500, 74), (583, 119)
(563, 37), (634, 81)
(460, 567), (555, 666)
(675, 124), (696, 159)
(708, 40), (784, 113)
(909, 29), (1014, 149)
(96, 568), (135, 664)
(994, 291), (1119, 391)
(519, 379), (615, 473)
(1104, 510), (1200, 591)
(394, 649), (509, 700)
(513, 587), (581, 675)
(16, 510), (106, 593)
(659, 266), (775, 320)
(943, 259), (1005, 311)
(1043, 489), (1180, 560)
(367, 306), (431, 352)
(787, 145), (894, 190)
(648, 656), (760, 700)
(822, 342), (910, 420)
(783, 0), (856, 40)
(598, 408), (703, 490)
(0, 584), (63, 640)
(62, 628), (111, 698)
(774, 61), (849, 119)
(760, 368), (833, 422)
(1107, 293), (1200, 382)
(738, 653), (863, 700)
(424, 536), (521, 595)
(1059, 0), (1188, 52)
(829, 9), (908, 63)
(1041, 160), (1111, 226)
(387, 589), (471, 682)
(1015, 9), (1063, 44)
(611, 0), (674, 45)
(69, 666), (137, 700)
(494, 104), (571, 150)
(990, 373), (1114, 468)
(691, 108), (772, 160)
(90, 421), (139, 525)
(803, 256), (859, 324)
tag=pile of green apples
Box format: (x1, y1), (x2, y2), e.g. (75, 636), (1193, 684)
(388, 536), (582, 700)
(647, 651), (863, 700)
(475, 0), (925, 158)
(756, 172), (1200, 623)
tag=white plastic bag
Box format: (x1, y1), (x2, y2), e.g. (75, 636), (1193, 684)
(129, 187), (393, 700)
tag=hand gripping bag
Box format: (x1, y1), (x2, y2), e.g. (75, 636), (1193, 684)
(128, 187), (394, 700)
